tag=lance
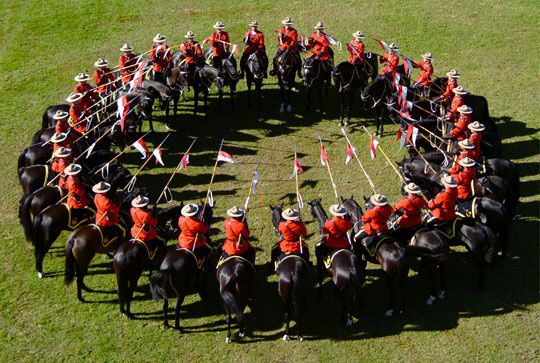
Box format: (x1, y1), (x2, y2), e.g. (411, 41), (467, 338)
(293, 143), (304, 254)
(360, 125), (405, 184)
(237, 159), (259, 249)
(94, 130), (152, 175)
(341, 128), (377, 193)
(391, 106), (453, 149)
(318, 134), (340, 205)
(55, 191), (73, 205)
(123, 133), (171, 192)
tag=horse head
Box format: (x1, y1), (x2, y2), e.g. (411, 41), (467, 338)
(361, 76), (388, 109)
(222, 55), (240, 83)
(269, 203), (284, 234)
(247, 54), (264, 79)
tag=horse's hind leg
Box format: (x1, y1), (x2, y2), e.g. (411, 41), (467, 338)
(174, 293), (185, 332)
(339, 91), (345, 126)
(282, 300), (291, 341)
(438, 261), (447, 300)
(75, 264), (88, 302)
(318, 87), (324, 119)
(346, 91), (354, 125)
(225, 305), (233, 343)
(257, 81), (263, 112)
(425, 260), (438, 305)
(162, 298), (170, 329)
(305, 87), (311, 113)
(247, 80), (252, 109)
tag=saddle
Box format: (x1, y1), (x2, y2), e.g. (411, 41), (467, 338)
(91, 223), (127, 248)
(429, 219), (460, 240)
(361, 235), (392, 258)
(456, 197), (478, 219)
(216, 254), (256, 271)
(323, 248), (349, 269)
(177, 247), (206, 270)
(131, 238), (164, 261)
(64, 203), (95, 229)
(274, 252), (309, 272)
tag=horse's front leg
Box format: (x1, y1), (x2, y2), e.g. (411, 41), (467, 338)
(247, 80), (252, 109)
(318, 87), (324, 120)
(305, 87), (311, 113)
(257, 81), (263, 112)
(346, 91), (354, 126)
(230, 88), (235, 110)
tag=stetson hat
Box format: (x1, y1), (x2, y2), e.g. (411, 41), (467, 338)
(458, 139), (475, 150)
(50, 132), (67, 143)
(468, 121), (485, 132)
(153, 33), (166, 42)
(459, 157), (476, 168)
(213, 21), (226, 29)
(66, 92), (83, 103)
(249, 20), (259, 27)
(446, 69), (461, 78)
(458, 105), (473, 114)
(314, 21), (325, 29)
(441, 176), (458, 188)
(404, 183), (422, 195)
(64, 163), (82, 176)
(388, 43), (400, 50)
(94, 58), (109, 68)
(131, 195), (150, 208)
(352, 31), (365, 39)
(120, 43), (133, 52)
(282, 17), (294, 25)
(422, 52), (434, 60)
(452, 86), (468, 95)
(54, 147), (71, 158)
(181, 203), (199, 217)
(184, 31), (196, 38)
(74, 72), (90, 82)
(53, 110), (69, 120)
(370, 193), (388, 206)
(227, 206), (244, 218)
(329, 204), (347, 217)
(92, 181), (111, 194)
(282, 207), (300, 221)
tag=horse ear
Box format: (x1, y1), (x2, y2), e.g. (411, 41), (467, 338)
(363, 196), (369, 202)
(268, 205), (274, 211)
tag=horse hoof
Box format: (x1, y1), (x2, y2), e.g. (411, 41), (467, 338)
(279, 104), (285, 113)
(287, 104), (292, 112)
(282, 334), (290, 341)
(426, 295), (436, 306)
(384, 309), (394, 317)
(346, 318), (353, 327)
(37, 272), (43, 279)
(438, 291), (446, 300)
(339, 122), (344, 127)
(344, 121), (349, 126)
(225, 337), (232, 344)
(238, 331), (245, 339)
(298, 336), (304, 342)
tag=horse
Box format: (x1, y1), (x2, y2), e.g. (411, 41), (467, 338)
(339, 197), (408, 316)
(332, 53), (378, 126)
(245, 53), (264, 112)
(203, 47), (239, 111)
(120, 88), (156, 132)
(275, 48), (300, 113)
(113, 204), (182, 318)
(42, 104), (70, 129)
(19, 185), (64, 242)
(141, 80), (179, 128)
(31, 127), (56, 145)
(148, 203), (215, 331)
(303, 57), (332, 118)
(307, 199), (364, 325)
(64, 189), (143, 302)
(17, 143), (54, 177)
(269, 204), (309, 341)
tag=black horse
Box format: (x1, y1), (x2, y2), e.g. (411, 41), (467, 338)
(269, 205), (309, 341)
(275, 48), (301, 114)
(245, 53), (264, 111)
(203, 47), (240, 111)
(17, 143), (54, 177)
(42, 104), (70, 129)
(303, 57), (332, 118)
(19, 186), (64, 242)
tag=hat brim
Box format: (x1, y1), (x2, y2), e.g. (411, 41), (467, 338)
(66, 95), (83, 103)
(282, 20), (294, 25)
(282, 211), (299, 220)
(94, 61), (109, 68)
(404, 186), (422, 195)
(74, 75), (89, 82)
(132, 200), (149, 208)
(442, 181), (458, 188)
(153, 37), (166, 42)
(227, 210), (244, 218)
(64, 166), (82, 176)
(92, 185), (110, 194)
(120, 47), (133, 52)
(53, 112), (68, 120)
(446, 72), (461, 78)
(213, 25), (225, 29)
(469, 125), (485, 132)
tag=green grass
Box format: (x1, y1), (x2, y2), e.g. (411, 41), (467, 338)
(1, 0), (539, 361)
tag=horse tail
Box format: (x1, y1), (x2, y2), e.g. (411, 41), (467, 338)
(484, 226), (498, 265)
(149, 269), (171, 302)
(349, 257), (363, 307)
(291, 261), (307, 321)
(220, 266), (245, 322)
(17, 149), (27, 178)
(20, 193), (34, 242)
(64, 238), (76, 285)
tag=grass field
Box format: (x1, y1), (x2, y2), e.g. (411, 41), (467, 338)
(1, 0), (539, 361)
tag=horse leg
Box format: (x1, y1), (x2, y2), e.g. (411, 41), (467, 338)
(279, 77), (285, 113)
(346, 91), (354, 126)
(193, 91), (199, 117)
(174, 293), (185, 332)
(305, 87), (311, 113)
(424, 260), (438, 306)
(247, 80), (252, 109)
(461, 237), (485, 290)
(257, 81), (262, 112)
(318, 87), (324, 120)
(282, 299), (291, 341)
(203, 91), (208, 116)
(173, 96), (178, 124)
(225, 304), (233, 343)
(287, 81), (292, 112)
(75, 263), (89, 302)
(338, 91), (345, 126)
(125, 273), (139, 319)
(198, 271), (208, 300)
(162, 298), (170, 329)
(438, 260), (447, 300)
(384, 272), (395, 317)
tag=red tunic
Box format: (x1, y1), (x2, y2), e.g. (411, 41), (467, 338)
(69, 103), (87, 133)
(394, 195), (427, 229)
(94, 193), (121, 227)
(119, 53), (138, 83)
(414, 60), (433, 86)
(278, 27), (298, 52)
(222, 219), (251, 255)
(181, 41), (202, 64)
(346, 40), (365, 64)
(451, 114), (471, 140)
(150, 44), (172, 72)
(51, 156), (70, 189)
(130, 207), (158, 241)
(53, 139), (73, 153)
(209, 32), (230, 57)
(307, 32), (330, 60)
(244, 29), (265, 54)
(361, 205), (393, 236)
(322, 217), (353, 249)
(93, 68), (116, 93)
(177, 216), (208, 249)
(67, 175), (90, 209)
(278, 220), (307, 253)
(73, 82), (98, 110)
(469, 131), (482, 149)
(442, 78), (458, 106)
(446, 94), (464, 122)
(450, 150), (482, 173)
(380, 52), (399, 75)
(451, 167), (476, 200)
(55, 119), (69, 133)
(428, 188), (458, 221)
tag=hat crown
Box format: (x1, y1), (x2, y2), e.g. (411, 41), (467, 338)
(282, 207), (299, 220)
(370, 193), (388, 206)
(330, 204), (347, 216)
(182, 203), (199, 216)
(442, 176), (458, 187)
(55, 147), (71, 157)
(51, 132), (67, 142)
(405, 183), (421, 194)
(92, 181), (111, 193)
(282, 17), (294, 24)
(64, 163), (82, 175)
(315, 21), (325, 28)
(53, 110), (68, 119)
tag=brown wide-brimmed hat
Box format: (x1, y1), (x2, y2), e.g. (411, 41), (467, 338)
(249, 20), (259, 27)
(213, 21), (226, 29)
(120, 43), (134, 52)
(282, 17), (294, 25)
(452, 86), (468, 95)
(74, 72), (90, 82)
(227, 206), (244, 218)
(184, 31), (196, 38)
(404, 183), (422, 195)
(314, 21), (325, 29)
(53, 110), (69, 120)
(468, 121), (485, 132)
(50, 132), (67, 144)
(441, 176), (458, 188)
(131, 195), (150, 208)
(153, 33), (166, 42)
(459, 157), (476, 168)
(66, 92), (83, 103)
(181, 203), (199, 217)
(352, 31), (365, 39)
(329, 204), (347, 217)
(388, 43), (400, 51)
(64, 163), (82, 176)
(94, 58), (109, 68)
(282, 208), (300, 221)
(92, 181), (111, 194)
(458, 139), (475, 150)
(370, 193), (388, 206)
(458, 105), (473, 114)
(54, 147), (71, 158)
(422, 52), (434, 60)
(446, 69), (461, 78)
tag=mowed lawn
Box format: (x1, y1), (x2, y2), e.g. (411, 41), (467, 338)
(0, 0), (538, 361)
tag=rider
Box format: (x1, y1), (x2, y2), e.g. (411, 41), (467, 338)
(150, 33), (172, 83)
(412, 52), (434, 89)
(66, 92), (87, 134)
(73, 73), (99, 111)
(425, 176), (458, 227)
(438, 69), (461, 107)
(93, 181), (126, 243)
(449, 105), (473, 141)
(93, 58), (116, 100)
(119, 43), (138, 85)
(468, 121), (485, 149)
(181, 31), (203, 82)
(378, 43), (400, 78)
(346, 31), (365, 67)
(450, 139), (482, 168)
(209, 22), (230, 71)
(51, 147), (72, 189)
(306, 22), (333, 73)
(443, 85), (467, 123)
(130, 195), (165, 244)
(240, 20), (268, 79)
(315, 204), (353, 269)
(392, 183), (427, 237)
(269, 207), (309, 267)
(177, 203), (211, 270)
(221, 206), (255, 264)
(64, 163), (94, 224)
(355, 194), (393, 251)
(270, 17), (303, 78)
(54, 110), (70, 134)
(450, 157), (477, 202)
